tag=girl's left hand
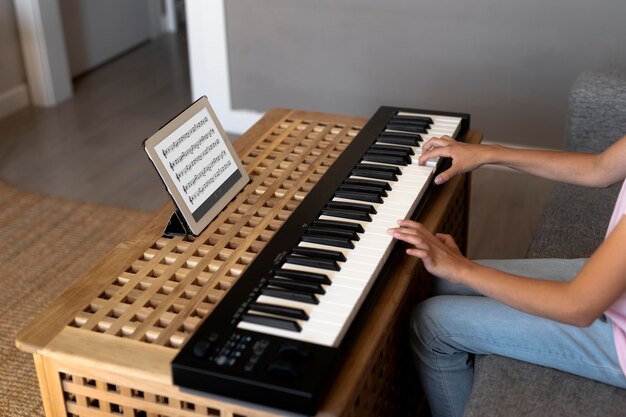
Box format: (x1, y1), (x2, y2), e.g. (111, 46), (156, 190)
(387, 219), (473, 284)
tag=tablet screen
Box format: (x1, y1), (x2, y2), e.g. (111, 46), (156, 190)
(144, 96), (249, 235)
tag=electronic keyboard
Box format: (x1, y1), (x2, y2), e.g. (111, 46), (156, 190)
(172, 106), (470, 415)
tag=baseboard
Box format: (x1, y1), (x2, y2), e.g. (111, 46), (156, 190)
(0, 84), (30, 119)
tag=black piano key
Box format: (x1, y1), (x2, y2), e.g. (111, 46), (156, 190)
(351, 169), (398, 182)
(334, 190), (383, 204)
(260, 287), (319, 305)
(356, 163), (401, 174)
(267, 277), (326, 294)
(300, 234), (355, 250)
(305, 225), (360, 241)
(342, 178), (392, 191)
(311, 218), (365, 233)
(274, 268), (332, 285)
(339, 184), (387, 198)
(362, 154), (408, 166)
(285, 253), (342, 270)
(321, 207), (372, 221)
(338, 184), (387, 198)
(368, 144), (414, 156)
(240, 312), (302, 332)
(248, 302), (309, 320)
(370, 144), (415, 155)
(389, 117), (431, 129)
(326, 200), (376, 214)
(378, 132), (422, 146)
(392, 114), (433, 124)
(386, 122), (428, 134)
(291, 246), (347, 261)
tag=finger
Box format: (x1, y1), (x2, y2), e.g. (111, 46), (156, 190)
(422, 136), (453, 152)
(396, 219), (423, 229)
(390, 230), (423, 245)
(406, 247), (429, 259)
(418, 146), (451, 166)
(436, 233), (461, 251)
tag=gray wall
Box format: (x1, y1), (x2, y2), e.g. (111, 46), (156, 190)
(0, 0), (25, 92)
(226, 0), (626, 149)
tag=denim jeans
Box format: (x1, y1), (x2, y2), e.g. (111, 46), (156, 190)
(409, 258), (626, 417)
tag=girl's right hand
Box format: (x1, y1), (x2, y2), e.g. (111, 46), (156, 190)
(419, 136), (487, 184)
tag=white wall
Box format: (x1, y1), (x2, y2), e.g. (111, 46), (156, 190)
(0, 0), (29, 118)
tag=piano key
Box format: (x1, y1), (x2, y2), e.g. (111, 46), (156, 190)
(320, 207), (372, 221)
(260, 287), (319, 304)
(386, 122), (428, 134)
(300, 234), (355, 250)
(366, 149), (413, 163)
(274, 268), (332, 285)
(351, 168), (398, 181)
(305, 225), (360, 241)
(355, 163), (401, 175)
(325, 200), (377, 214)
(362, 154), (409, 166)
(334, 190), (383, 204)
(338, 184), (388, 198)
(240, 313), (302, 332)
(291, 246), (347, 261)
(237, 319), (337, 346)
(378, 132), (422, 146)
(243, 306), (344, 336)
(248, 302), (309, 320)
(392, 114), (433, 124)
(342, 177), (392, 191)
(256, 295), (348, 324)
(266, 277), (326, 294)
(369, 144), (414, 155)
(284, 253), (342, 270)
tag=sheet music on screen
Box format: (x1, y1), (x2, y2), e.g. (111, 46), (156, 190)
(154, 107), (241, 221)
(144, 96), (249, 236)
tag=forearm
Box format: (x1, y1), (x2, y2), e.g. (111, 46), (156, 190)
(460, 262), (586, 325)
(480, 144), (609, 187)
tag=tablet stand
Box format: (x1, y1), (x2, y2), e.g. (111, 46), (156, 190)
(163, 209), (192, 237)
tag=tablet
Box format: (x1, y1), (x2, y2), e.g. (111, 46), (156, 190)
(144, 96), (249, 236)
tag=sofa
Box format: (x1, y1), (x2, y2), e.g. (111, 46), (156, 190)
(463, 69), (626, 416)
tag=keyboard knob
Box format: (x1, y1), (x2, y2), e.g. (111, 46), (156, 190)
(267, 360), (299, 379)
(279, 344), (312, 360)
(192, 340), (212, 358)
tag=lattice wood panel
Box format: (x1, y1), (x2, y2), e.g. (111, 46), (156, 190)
(68, 117), (361, 349)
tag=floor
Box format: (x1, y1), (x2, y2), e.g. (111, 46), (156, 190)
(0, 31), (553, 259)
(0, 33), (189, 212)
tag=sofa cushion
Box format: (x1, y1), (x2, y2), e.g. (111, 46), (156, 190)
(464, 355), (626, 417)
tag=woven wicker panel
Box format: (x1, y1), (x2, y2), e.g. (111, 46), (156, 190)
(68, 117), (360, 349)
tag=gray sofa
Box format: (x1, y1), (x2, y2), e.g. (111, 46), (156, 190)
(463, 69), (626, 416)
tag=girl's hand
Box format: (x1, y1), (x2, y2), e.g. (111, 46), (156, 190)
(419, 136), (486, 184)
(387, 219), (473, 284)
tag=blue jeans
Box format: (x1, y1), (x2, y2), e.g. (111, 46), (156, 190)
(409, 258), (626, 417)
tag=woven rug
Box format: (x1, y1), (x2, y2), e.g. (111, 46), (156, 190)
(0, 181), (154, 417)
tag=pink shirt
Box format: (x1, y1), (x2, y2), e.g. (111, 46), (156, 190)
(604, 180), (626, 375)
